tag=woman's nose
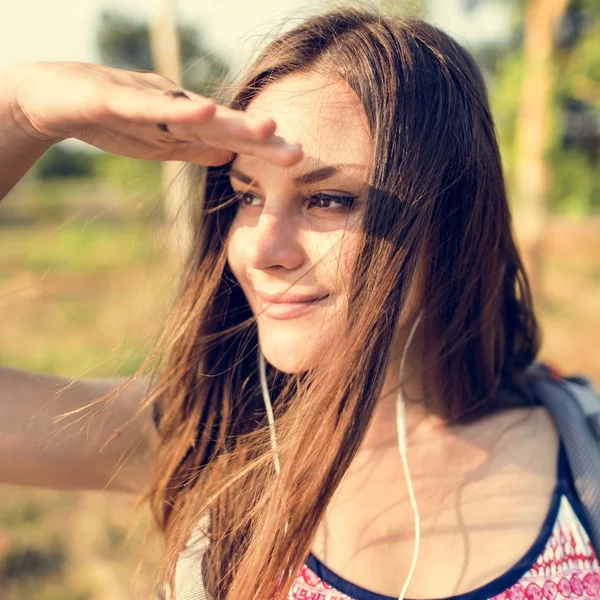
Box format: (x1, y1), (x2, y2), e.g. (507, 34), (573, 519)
(247, 212), (305, 272)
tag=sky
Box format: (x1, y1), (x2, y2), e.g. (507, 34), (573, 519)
(0, 0), (328, 73)
(0, 0), (511, 74)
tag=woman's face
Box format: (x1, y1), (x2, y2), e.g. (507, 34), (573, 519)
(227, 71), (373, 373)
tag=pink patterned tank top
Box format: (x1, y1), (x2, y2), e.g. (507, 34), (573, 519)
(290, 444), (600, 600)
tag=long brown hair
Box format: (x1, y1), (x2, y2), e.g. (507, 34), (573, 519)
(140, 6), (540, 598)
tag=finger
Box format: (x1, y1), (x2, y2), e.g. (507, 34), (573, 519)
(206, 105), (278, 141)
(104, 87), (218, 124)
(163, 94), (279, 141)
(108, 89), (279, 145)
(219, 135), (304, 168)
(163, 136), (302, 169)
(166, 142), (234, 166)
(167, 105), (277, 144)
(115, 118), (300, 168)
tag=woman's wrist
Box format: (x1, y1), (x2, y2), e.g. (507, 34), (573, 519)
(0, 64), (63, 148)
(0, 65), (59, 201)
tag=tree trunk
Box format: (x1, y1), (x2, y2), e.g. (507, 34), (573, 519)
(149, 0), (191, 266)
(513, 0), (569, 296)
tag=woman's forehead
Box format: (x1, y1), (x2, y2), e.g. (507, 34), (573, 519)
(244, 72), (373, 170)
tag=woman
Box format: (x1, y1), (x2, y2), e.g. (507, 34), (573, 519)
(1, 6), (598, 600)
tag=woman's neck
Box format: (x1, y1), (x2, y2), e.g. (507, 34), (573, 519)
(354, 352), (527, 477)
(357, 350), (432, 452)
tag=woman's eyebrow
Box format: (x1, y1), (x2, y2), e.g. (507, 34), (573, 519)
(228, 164), (366, 187)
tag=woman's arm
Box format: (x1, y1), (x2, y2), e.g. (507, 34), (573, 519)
(0, 61), (302, 183)
(0, 367), (159, 494)
(0, 61), (302, 493)
(0, 67), (55, 201)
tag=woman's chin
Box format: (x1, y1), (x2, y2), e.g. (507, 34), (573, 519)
(258, 330), (324, 374)
(260, 347), (315, 374)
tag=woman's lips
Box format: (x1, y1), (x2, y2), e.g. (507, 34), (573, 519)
(258, 295), (330, 320)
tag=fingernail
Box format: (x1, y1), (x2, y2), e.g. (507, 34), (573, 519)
(165, 90), (190, 100)
(283, 142), (302, 152)
(275, 138), (302, 151)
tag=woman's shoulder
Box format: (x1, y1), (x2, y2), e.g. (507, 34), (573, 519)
(498, 404), (560, 469)
(466, 403), (560, 477)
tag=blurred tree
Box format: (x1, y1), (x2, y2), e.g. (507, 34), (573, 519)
(549, 0), (600, 215)
(492, 0), (599, 206)
(96, 6), (231, 262)
(96, 10), (228, 97)
(488, 0), (599, 301)
(36, 145), (96, 180)
(148, 0), (190, 264)
(512, 0), (570, 294)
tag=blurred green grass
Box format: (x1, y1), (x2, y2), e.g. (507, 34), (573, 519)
(2, 222), (160, 274)
(0, 220), (175, 377)
(0, 219), (171, 600)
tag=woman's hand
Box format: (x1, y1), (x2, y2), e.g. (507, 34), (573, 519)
(6, 62), (302, 167)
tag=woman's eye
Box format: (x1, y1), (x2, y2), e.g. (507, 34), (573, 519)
(238, 191), (261, 207)
(307, 193), (357, 212)
(234, 190), (358, 212)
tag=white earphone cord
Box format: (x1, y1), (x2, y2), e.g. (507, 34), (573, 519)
(259, 313), (422, 600)
(259, 349), (281, 476)
(396, 314), (422, 600)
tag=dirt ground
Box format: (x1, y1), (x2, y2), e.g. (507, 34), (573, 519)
(538, 217), (600, 383)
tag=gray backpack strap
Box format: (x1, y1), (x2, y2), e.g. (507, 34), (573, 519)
(152, 404), (212, 600)
(530, 368), (600, 554)
(175, 514), (212, 600)
(162, 514), (212, 600)
(564, 375), (600, 441)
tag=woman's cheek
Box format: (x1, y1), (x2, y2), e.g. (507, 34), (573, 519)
(226, 225), (247, 289)
(313, 230), (360, 292)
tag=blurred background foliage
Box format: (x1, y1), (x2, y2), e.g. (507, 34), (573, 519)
(97, 9), (229, 97)
(490, 0), (600, 216)
(22, 0), (600, 217)
(0, 0), (598, 598)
